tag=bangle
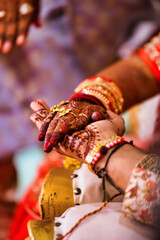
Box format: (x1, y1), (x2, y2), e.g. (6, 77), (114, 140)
(96, 140), (133, 178)
(70, 76), (124, 114)
(69, 92), (104, 108)
(137, 33), (160, 87)
(85, 136), (125, 173)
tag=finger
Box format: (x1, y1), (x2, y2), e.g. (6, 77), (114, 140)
(30, 112), (44, 130)
(30, 100), (52, 140)
(2, 1), (17, 53)
(30, 100), (50, 112)
(16, 13), (32, 46)
(0, 0), (5, 50)
(107, 110), (125, 136)
(16, 0), (35, 45)
(43, 118), (59, 152)
(38, 112), (56, 141)
(44, 112), (76, 152)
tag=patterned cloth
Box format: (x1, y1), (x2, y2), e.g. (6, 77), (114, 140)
(0, 0), (159, 160)
(123, 153), (160, 228)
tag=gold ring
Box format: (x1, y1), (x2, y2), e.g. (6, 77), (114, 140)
(19, 3), (34, 15)
(58, 108), (72, 118)
(79, 113), (88, 119)
(50, 100), (69, 113)
(70, 112), (77, 117)
(0, 10), (6, 19)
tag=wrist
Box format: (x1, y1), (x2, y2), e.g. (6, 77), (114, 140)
(85, 136), (125, 173)
(70, 76), (124, 114)
(96, 144), (147, 191)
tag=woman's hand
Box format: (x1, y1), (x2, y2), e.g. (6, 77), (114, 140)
(0, 0), (40, 53)
(30, 99), (108, 152)
(30, 99), (125, 161)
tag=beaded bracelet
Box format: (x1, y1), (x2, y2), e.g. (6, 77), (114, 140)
(137, 33), (160, 87)
(96, 140), (133, 178)
(85, 136), (125, 173)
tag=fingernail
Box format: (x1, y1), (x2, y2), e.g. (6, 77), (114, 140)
(43, 142), (52, 152)
(91, 112), (105, 121)
(59, 125), (69, 134)
(2, 41), (12, 53)
(38, 132), (44, 141)
(16, 35), (25, 46)
(48, 137), (57, 146)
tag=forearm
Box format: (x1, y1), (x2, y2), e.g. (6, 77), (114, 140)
(98, 55), (159, 111)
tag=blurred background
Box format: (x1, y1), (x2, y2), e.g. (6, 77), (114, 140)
(0, 0), (160, 239)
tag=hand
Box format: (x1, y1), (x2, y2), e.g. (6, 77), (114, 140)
(30, 100), (125, 161)
(30, 99), (108, 152)
(0, 0), (40, 53)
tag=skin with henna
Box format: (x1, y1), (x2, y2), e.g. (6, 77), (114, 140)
(31, 99), (107, 152)
(30, 100), (125, 161)
(30, 100), (147, 193)
(31, 53), (159, 152)
(0, 0), (40, 53)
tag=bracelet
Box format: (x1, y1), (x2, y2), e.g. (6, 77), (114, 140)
(96, 140), (133, 178)
(70, 76), (124, 114)
(137, 33), (160, 87)
(85, 136), (125, 173)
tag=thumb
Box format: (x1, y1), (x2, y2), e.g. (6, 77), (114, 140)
(107, 110), (125, 136)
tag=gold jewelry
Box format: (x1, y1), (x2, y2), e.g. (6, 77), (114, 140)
(85, 136), (124, 172)
(79, 113), (88, 119)
(0, 10), (6, 19)
(69, 112), (77, 117)
(81, 88), (111, 111)
(50, 100), (69, 113)
(74, 76), (124, 113)
(58, 108), (72, 118)
(19, 3), (34, 15)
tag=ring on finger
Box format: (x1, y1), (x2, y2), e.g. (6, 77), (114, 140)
(0, 10), (6, 19)
(19, 3), (34, 15)
(79, 113), (88, 119)
(69, 112), (77, 117)
(58, 108), (72, 118)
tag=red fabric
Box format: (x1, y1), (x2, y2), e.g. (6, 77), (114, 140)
(8, 152), (64, 240)
(9, 204), (34, 240)
(138, 49), (160, 88)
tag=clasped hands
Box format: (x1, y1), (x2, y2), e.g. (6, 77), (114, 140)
(30, 99), (125, 162)
(0, 0), (40, 53)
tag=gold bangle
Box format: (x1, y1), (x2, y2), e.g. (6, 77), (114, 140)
(74, 76), (124, 113)
(81, 88), (111, 111)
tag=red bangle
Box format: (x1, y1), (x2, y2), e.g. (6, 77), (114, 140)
(138, 49), (160, 86)
(69, 92), (105, 108)
(137, 34), (160, 88)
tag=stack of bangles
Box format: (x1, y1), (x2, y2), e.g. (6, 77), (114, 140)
(85, 136), (131, 176)
(69, 76), (124, 114)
